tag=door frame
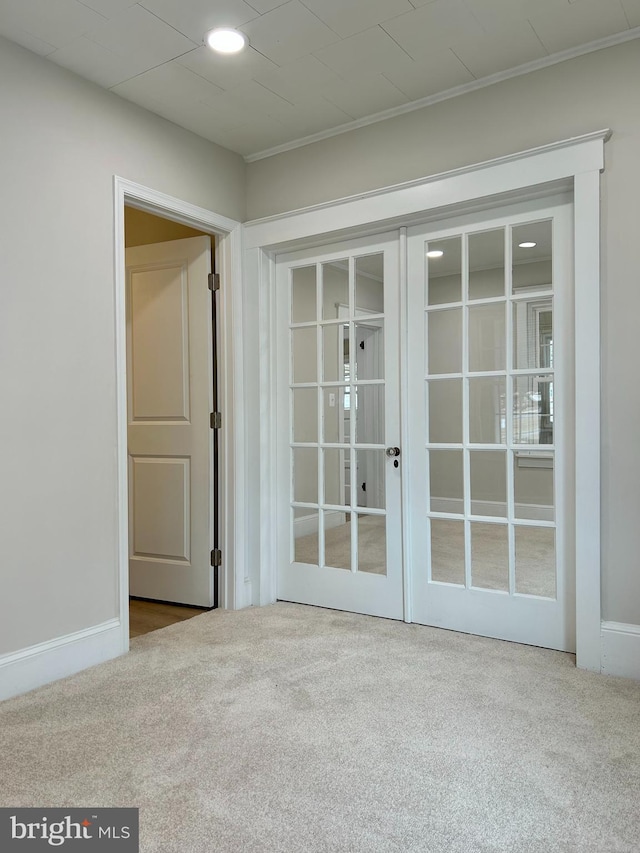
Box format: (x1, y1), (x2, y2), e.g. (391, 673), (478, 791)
(113, 177), (246, 653)
(243, 129), (610, 672)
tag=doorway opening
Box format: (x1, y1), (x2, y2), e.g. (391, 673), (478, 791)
(276, 197), (575, 652)
(124, 206), (218, 639)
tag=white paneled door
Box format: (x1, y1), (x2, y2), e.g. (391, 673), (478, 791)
(126, 236), (215, 607)
(276, 233), (404, 620)
(275, 198), (575, 651)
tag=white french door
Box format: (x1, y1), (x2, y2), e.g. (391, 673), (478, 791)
(276, 233), (404, 620)
(274, 197), (575, 651)
(407, 199), (575, 651)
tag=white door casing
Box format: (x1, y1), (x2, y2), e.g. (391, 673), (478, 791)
(126, 236), (215, 607)
(245, 131), (606, 671)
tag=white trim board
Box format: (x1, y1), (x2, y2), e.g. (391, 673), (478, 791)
(244, 131), (609, 250)
(0, 621), (121, 702)
(245, 30), (637, 163)
(245, 130), (607, 673)
(601, 623), (640, 681)
(113, 177), (247, 658)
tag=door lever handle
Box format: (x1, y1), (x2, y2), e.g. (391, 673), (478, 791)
(385, 447), (401, 458)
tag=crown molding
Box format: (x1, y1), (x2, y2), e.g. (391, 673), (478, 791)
(244, 27), (639, 164)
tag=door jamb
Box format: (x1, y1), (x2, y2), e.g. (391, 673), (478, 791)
(113, 177), (246, 654)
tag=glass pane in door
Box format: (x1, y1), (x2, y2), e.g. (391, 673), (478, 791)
(356, 513), (386, 574)
(322, 260), (349, 319)
(471, 522), (508, 591)
(427, 236), (462, 305)
(430, 519), (465, 585)
(469, 229), (505, 300)
(512, 221), (553, 293)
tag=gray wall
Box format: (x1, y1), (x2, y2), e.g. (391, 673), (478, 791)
(247, 40), (640, 625)
(0, 37), (244, 655)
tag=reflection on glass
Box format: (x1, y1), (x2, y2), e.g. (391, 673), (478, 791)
(515, 526), (556, 598)
(323, 448), (348, 506)
(513, 298), (553, 370)
(429, 449), (463, 514)
(291, 265), (316, 323)
(429, 379), (462, 443)
(322, 260), (349, 320)
(292, 447), (317, 503)
(469, 229), (505, 300)
(322, 386), (346, 444)
(513, 375), (553, 444)
(355, 449), (385, 509)
(357, 513), (386, 574)
(292, 388), (317, 443)
(514, 453), (555, 521)
(428, 308), (462, 375)
(427, 236), (462, 306)
(324, 511), (351, 570)
(512, 221), (552, 293)
(322, 323), (347, 383)
(291, 327), (317, 383)
(355, 254), (384, 316)
(354, 321), (384, 381)
(355, 384), (384, 444)
(293, 507), (318, 565)
(470, 451), (506, 517)
(430, 519), (465, 585)
(471, 522), (508, 591)
(469, 377), (506, 444)
(468, 303), (506, 371)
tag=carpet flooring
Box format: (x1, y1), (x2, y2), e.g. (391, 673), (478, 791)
(1, 603), (639, 852)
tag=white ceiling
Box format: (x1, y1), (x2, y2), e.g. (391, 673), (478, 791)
(1, 0), (638, 160)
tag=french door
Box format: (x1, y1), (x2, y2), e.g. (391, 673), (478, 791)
(275, 197), (575, 651)
(407, 199), (575, 651)
(276, 233), (404, 619)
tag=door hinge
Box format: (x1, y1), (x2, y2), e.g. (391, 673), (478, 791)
(208, 272), (220, 291)
(211, 548), (222, 568)
(361, 481), (366, 492)
(210, 411), (222, 429)
(359, 340), (365, 350)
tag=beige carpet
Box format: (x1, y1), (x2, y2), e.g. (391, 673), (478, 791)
(1, 604), (640, 852)
(297, 517), (556, 596)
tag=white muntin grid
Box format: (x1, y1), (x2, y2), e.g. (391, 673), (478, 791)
(424, 220), (557, 598)
(288, 256), (387, 575)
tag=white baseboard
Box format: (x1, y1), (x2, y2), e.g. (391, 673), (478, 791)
(294, 510), (346, 538)
(601, 622), (640, 680)
(430, 497), (554, 521)
(0, 619), (124, 702)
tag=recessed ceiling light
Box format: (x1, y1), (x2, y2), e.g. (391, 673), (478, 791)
(206, 28), (248, 54)
(427, 250), (444, 258)
(518, 241), (537, 248)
